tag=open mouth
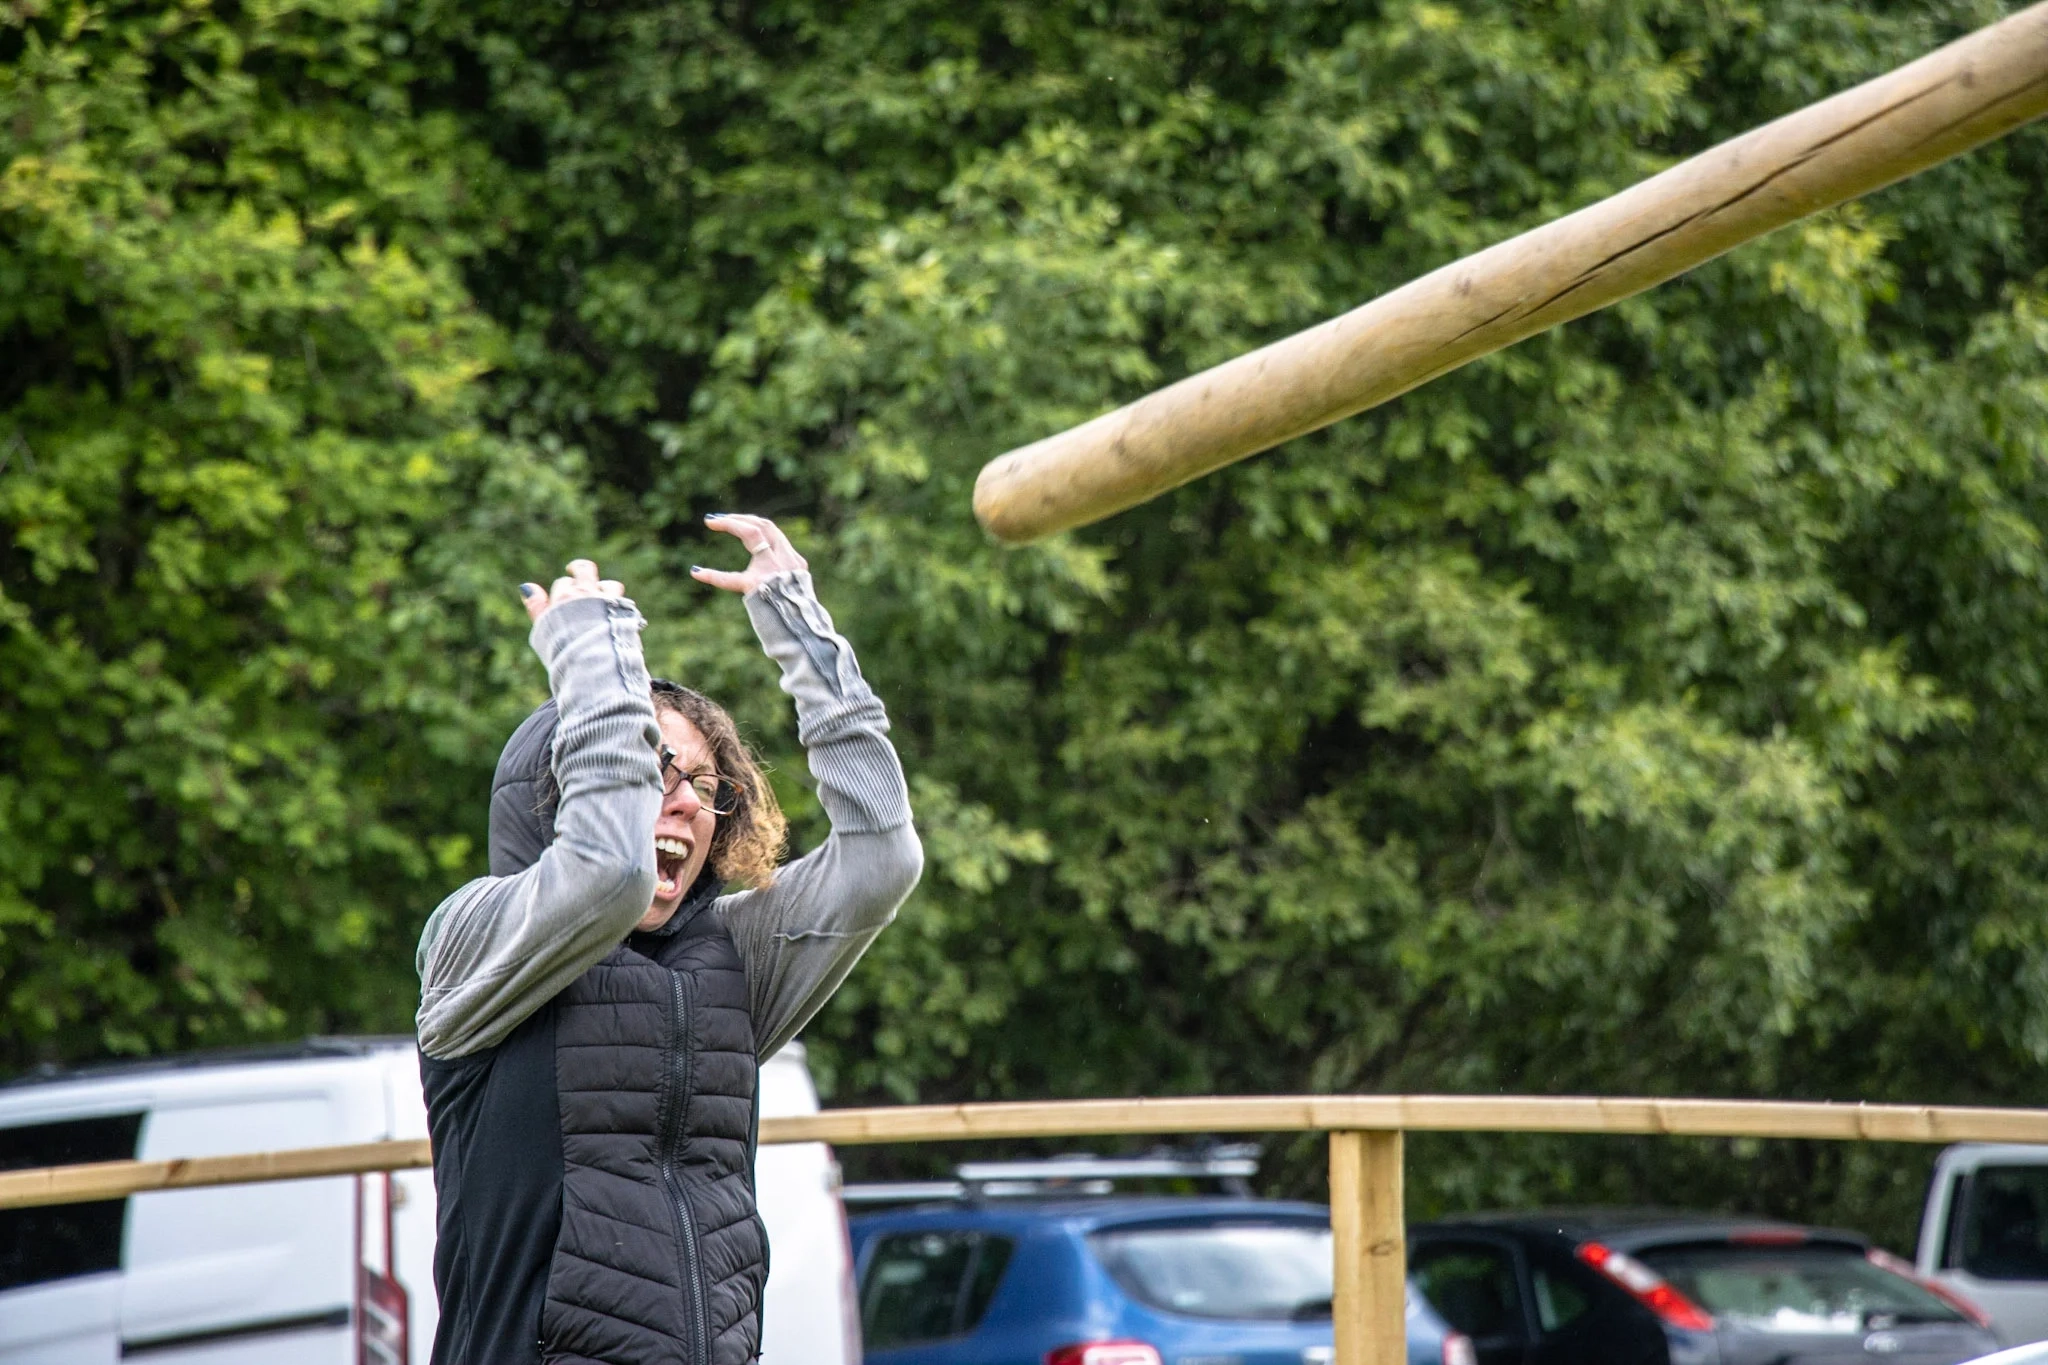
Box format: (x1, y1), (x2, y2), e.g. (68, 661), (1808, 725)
(654, 835), (691, 899)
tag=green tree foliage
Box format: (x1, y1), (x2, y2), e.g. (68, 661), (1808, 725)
(6, 0), (2048, 1238)
(0, 0), (598, 1059)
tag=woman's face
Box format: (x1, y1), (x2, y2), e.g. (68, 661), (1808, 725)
(642, 709), (719, 931)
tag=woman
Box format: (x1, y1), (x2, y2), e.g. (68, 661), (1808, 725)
(414, 514), (922, 1365)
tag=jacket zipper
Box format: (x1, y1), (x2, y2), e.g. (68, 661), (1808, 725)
(662, 968), (711, 1363)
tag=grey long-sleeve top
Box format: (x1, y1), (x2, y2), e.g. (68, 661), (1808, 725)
(414, 571), (923, 1062)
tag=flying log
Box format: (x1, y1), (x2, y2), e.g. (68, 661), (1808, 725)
(972, 3), (2048, 544)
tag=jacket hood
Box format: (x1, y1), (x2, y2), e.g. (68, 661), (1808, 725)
(489, 701), (560, 877)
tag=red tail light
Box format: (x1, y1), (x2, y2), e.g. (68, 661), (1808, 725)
(1045, 1344), (1163, 1365)
(358, 1266), (409, 1365)
(357, 1173), (411, 1365)
(1577, 1241), (1714, 1332)
(1865, 1247), (1994, 1329)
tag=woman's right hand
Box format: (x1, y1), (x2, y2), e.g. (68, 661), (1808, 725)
(691, 513), (808, 596)
(521, 559), (625, 623)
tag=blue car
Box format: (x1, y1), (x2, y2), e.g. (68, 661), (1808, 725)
(849, 1195), (1473, 1365)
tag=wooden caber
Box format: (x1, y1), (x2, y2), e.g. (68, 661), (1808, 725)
(972, 3), (2048, 544)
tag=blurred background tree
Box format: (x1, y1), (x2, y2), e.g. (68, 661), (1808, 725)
(4, 0), (2047, 1244)
(0, 0), (604, 1064)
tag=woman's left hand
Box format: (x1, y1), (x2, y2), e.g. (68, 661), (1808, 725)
(691, 513), (809, 596)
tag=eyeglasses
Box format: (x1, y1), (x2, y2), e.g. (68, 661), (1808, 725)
(658, 746), (742, 815)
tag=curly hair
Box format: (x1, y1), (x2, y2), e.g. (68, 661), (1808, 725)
(650, 679), (787, 889)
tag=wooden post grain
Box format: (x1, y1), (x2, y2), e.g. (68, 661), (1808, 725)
(1330, 1130), (1406, 1365)
(971, 2), (2048, 543)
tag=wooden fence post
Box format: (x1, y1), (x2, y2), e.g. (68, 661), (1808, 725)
(1330, 1130), (1406, 1365)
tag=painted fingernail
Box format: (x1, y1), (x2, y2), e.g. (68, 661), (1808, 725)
(690, 565), (706, 574)
(519, 583), (541, 599)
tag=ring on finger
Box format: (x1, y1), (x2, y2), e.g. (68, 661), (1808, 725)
(747, 541), (768, 554)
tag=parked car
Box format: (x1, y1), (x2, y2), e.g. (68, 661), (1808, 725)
(1411, 1209), (2000, 1365)
(1919, 1143), (2048, 1346)
(847, 1151), (1474, 1365)
(0, 1036), (857, 1365)
(1961, 1347), (2048, 1365)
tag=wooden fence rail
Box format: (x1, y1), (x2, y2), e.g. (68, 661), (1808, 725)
(8, 1093), (2048, 1365)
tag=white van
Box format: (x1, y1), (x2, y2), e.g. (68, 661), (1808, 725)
(1918, 1143), (2048, 1347)
(0, 1037), (858, 1365)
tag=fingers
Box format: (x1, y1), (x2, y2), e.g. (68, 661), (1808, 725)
(704, 513), (805, 571)
(708, 512), (795, 559)
(550, 557), (595, 603)
(696, 513), (807, 597)
(519, 524), (798, 614)
(520, 560), (623, 621)
(690, 564), (751, 594)
(704, 513), (773, 555)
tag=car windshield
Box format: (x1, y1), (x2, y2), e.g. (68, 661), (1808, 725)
(1638, 1245), (1965, 1333)
(1089, 1221), (1333, 1321)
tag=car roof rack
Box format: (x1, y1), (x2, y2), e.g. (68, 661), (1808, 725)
(841, 1142), (1262, 1205)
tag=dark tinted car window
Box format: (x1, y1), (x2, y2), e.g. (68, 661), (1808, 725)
(1090, 1221), (1333, 1321)
(861, 1231), (1014, 1347)
(1941, 1173), (1971, 1272)
(1639, 1245), (1964, 1328)
(961, 1235), (1014, 1325)
(1959, 1165), (2048, 1280)
(1532, 1262), (1592, 1332)
(1413, 1241), (1528, 1342)
(0, 1113), (144, 1292)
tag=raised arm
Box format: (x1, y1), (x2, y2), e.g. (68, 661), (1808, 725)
(415, 564), (663, 1059)
(692, 517), (922, 1060)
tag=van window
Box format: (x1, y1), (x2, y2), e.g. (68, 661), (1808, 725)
(1941, 1172), (1972, 1271)
(1957, 1164), (2048, 1280)
(0, 1113), (144, 1292)
(860, 1231), (1014, 1346)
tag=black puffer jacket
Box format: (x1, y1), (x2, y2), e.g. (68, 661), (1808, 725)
(422, 701), (767, 1365)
